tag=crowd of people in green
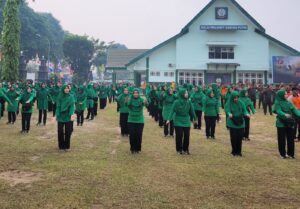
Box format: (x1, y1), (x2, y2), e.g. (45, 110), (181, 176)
(0, 80), (299, 159)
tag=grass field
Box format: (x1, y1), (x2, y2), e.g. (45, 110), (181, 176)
(0, 103), (299, 209)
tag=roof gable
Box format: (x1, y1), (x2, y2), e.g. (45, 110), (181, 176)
(181, 0), (265, 32)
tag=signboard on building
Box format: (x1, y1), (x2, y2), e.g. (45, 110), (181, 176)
(200, 25), (248, 31)
(215, 7), (228, 19)
(272, 56), (300, 83)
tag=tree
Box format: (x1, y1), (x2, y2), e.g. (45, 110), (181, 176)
(1, 0), (21, 81)
(63, 34), (94, 82)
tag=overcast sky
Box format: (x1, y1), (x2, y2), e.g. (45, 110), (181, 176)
(28, 0), (300, 51)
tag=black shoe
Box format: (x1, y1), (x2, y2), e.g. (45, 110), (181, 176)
(206, 136), (210, 139)
(211, 136), (215, 140)
(36, 123), (41, 126)
(185, 151), (190, 155)
(281, 155), (287, 159)
(20, 130), (25, 134)
(287, 155), (295, 159)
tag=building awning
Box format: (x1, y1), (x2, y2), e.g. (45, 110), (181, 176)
(207, 62), (240, 72)
(206, 42), (238, 46)
(207, 62), (240, 66)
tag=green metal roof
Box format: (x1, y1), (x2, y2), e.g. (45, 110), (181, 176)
(255, 29), (300, 55)
(125, 29), (188, 67)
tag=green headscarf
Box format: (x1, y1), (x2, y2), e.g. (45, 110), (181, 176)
(58, 84), (73, 112)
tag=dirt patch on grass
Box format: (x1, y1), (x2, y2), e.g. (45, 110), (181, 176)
(0, 170), (43, 187)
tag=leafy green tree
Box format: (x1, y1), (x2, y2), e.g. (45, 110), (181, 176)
(1, 0), (21, 81)
(63, 34), (94, 82)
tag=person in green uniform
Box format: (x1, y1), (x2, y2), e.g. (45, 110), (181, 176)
(126, 88), (147, 154)
(0, 82), (8, 117)
(272, 89), (300, 159)
(17, 86), (35, 133)
(49, 82), (61, 117)
(93, 83), (99, 116)
(202, 89), (219, 139)
(239, 88), (256, 140)
(117, 87), (130, 136)
(0, 86), (12, 120)
(36, 82), (52, 126)
(225, 91), (250, 157)
(167, 88), (196, 155)
(191, 86), (205, 130)
(6, 85), (20, 124)
(86, 83), (96, 121)
(162, 87), (176, 137)
(99, 85), (108, 109)
(55, 84), (75, 151)
(75, 85), (87, 126)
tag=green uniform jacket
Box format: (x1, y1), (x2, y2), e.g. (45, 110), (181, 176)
(190, 90), (205, 111)
(117, 93), (129, 113)
(86, 85), (96, 108)
(56, 86), (75, 123)
(36, 88), (51, 110)
(168, 89), (196, 127)
(50, 85), (60, 103)
(18, 92), (35, 113)
(239, 89), (256, 114)
(75, 87), (87, 112)
(202, 90), (219, 117)
(224, 91), (249, 129)
(162, 92), (176, 121)
(273, 90), (300, 128)
(127, 96), (145, 123)
(6, 90), (19, 112)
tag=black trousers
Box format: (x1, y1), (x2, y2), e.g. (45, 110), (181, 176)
(158, 109), (164, 127)
(251, 98), (256, 109)
(164, 120), (174, 136)
(86, 107), (94, 120)
(76, 110), (84, 125)
(48, 101), (53, 112)
(263, 102), (272, 115)
(175, 127), (190, 152)
(221, 98), (225, 109)
(94, 102), (98, 116)
(0, 100), (5, 117)
(128, 123), (144, 152)
(117, 103), (120, 112)
(22, 112), (32, 131)
(120, 113), (129, 135)
(229, 128), (244, 155)
(153, 105), (159, 122)
(52, 103), (57, 117)
(204, 116), (217, 137)
(57, 121), (73, 150)
(259, 97), (263, 109)
(194, 110), (203, 129)
(293, 120), (300, 140)
(8, 112), (16, 123)
(38, 109), (47, 124)
(277, 127), (295, 157)
(244, 117), (250, 139)
(100, 98), (107, 109)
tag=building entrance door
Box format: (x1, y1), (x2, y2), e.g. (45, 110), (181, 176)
(206, 73), (231, 85)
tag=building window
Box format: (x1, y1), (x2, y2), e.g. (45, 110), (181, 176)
(156, 72), (160, 76)
(164, 72), (168, 77)
(209, 46), (234, 59)
(170, 72), (175, 77)
(178, 71), (204, 85)
(150, 72), (155, 76)
(237, 72), (264, 84)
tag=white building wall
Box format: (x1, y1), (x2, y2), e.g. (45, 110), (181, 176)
(148, 41), (176, 83)
(176, 0), (269, 71)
